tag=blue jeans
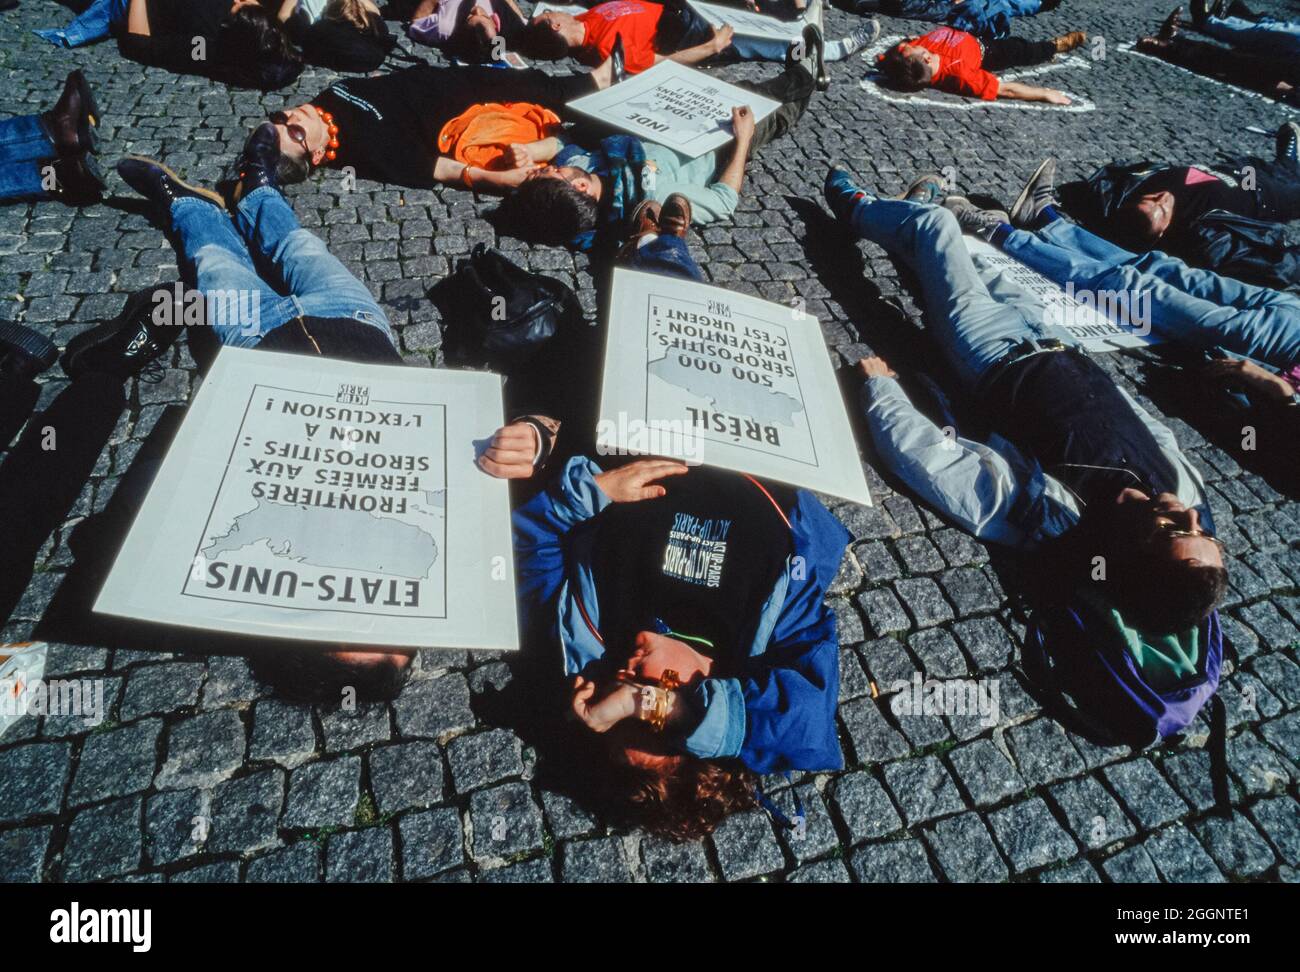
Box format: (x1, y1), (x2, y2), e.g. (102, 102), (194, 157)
(169, 187), (394, 349)
(35, 0), (129, 47)
(0, 115), (56, 202)
(1202, 14), (1300, 58)
(623, 234), (707, 282)
(843, 196), (1067, 391)
(1000, 218), (1300, 370)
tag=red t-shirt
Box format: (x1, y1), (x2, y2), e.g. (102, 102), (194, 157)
(577, 1), (664, 74)
(911, 26), (999, 101)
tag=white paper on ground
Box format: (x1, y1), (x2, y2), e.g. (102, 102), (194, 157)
(564, 59), (780, 158)
(95, 347), (519, 651)
(688, 1), (807, 41)
(598, 268), (872, 505)
(965, 235), (1158, 352)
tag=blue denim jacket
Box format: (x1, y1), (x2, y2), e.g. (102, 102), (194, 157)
(513, 456), (851, 774)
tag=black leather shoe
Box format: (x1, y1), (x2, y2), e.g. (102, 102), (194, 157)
(62, 284), (183, 380)
(117, 156), (226, 211)
(51, 153), (106, 204)
(42, 69), (99, 157)
(0, 322), (58, 382)
(804, 24), (829, 91)
(232, 121), (282, 203)
(610, 33), (627, 85)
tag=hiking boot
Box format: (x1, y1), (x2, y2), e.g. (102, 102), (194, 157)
(898, 171), (946, 205)
(1053, 31), (1087, 53)
(233, 121), (282, 204)
(943, 196), (1010, 239)
(41, 69), (100, 157)
(824, 167), (872, 223)
(117, 156), (226, 211)
(659, 193), (692, 238)
(1159, 5), (1183, 39)
(1276, 121), (1300, 165)
(1009, 157), (1058, 228)
(61, 285), (183, 380)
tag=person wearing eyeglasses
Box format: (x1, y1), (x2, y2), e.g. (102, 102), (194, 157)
(824, 165), (1228, 637)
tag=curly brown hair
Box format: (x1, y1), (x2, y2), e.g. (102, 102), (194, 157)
(600, 721), (758, 842)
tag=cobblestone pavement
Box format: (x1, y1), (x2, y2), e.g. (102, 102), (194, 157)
(2, 0), (1299, 884)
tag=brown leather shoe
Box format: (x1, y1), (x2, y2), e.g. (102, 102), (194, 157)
(42, 70), (100, 158)
(626, 198), (662, 238)
(659, 193), (693, 238)
(1053, 31), (1087, 53)
(617, 199), (663, 261)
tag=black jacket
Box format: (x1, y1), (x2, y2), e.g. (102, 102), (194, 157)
(1059, 160), (1300, 293)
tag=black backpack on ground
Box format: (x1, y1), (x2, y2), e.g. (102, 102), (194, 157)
(435, 244), (583, 372)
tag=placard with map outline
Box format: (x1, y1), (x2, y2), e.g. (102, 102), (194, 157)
(598, 268), (872, 505)
(95, 347), (518, 650)
(563, 59), (780, 158)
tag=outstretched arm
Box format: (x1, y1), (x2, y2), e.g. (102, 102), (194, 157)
(997, 80), (1071, 104)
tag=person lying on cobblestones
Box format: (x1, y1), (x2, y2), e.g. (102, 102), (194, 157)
(825, 166), (1229, 636)
(103, 128), (426, 697)
(1137, 6), (1300, 107)
(36, 0), (303, 90)
(506, 55), (816, 246)
(944, 181), (1300, 384)
(876, 23), (1085, 103)
(512, 455), (850, 838)
(1188, 0), (1300, 59)
(838, 0), (1059, 41)
(263, 58), (622, 189)
(397, 0), (528, 63)
(273, 0), (396, 73)
(0, 70), (105, 206)
(518, 0), (874, 82)
(1020, 127), (1300, 292)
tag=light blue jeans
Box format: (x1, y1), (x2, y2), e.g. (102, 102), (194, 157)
(843, 196), (1070, 391)
(999, 218), (1300, 370)
(1202, 14), (1300, 58)
(168, 187), (394, 348)
(35, 0), (129, 47)
(0, 115), (55, 202)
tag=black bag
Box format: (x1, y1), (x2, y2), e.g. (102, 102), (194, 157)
(437, 244), (583, 371)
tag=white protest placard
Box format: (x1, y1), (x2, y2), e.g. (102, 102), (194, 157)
(564, 59), (780, 158)
(95, 347), (518, 651)
(964, 236), (1157, 352)
(689, 0), (807, 41)
(597, 268), (872, 505)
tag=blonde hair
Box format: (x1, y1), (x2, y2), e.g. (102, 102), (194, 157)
(323, 0), (381, 33)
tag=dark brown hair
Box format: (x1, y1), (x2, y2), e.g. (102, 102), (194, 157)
(518, 19), (571, 61)
(879, 44), (931, 89)
(601, 722), (758, 842)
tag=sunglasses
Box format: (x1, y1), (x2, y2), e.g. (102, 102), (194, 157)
(1150, 519), (1224, 547)
(269, 112), (308, 150)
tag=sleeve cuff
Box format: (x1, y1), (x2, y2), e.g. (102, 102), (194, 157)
(548, 455), (612, 528)
(681, 677), (746, 759)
